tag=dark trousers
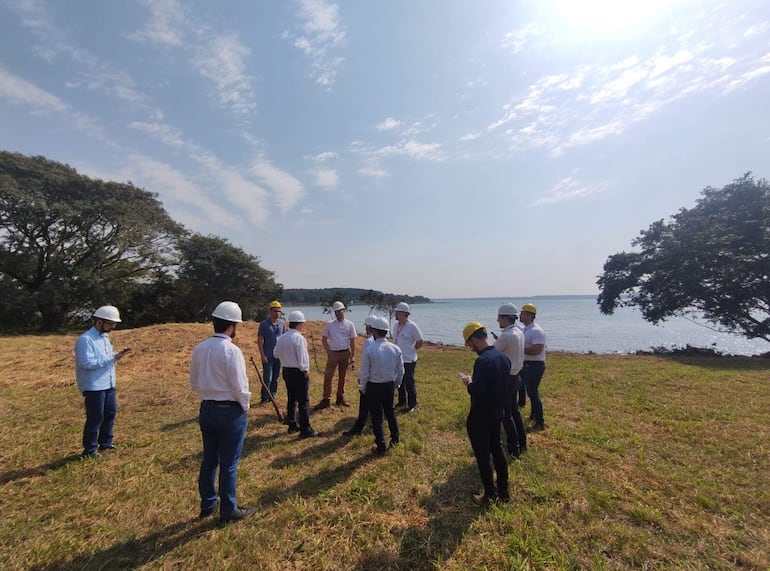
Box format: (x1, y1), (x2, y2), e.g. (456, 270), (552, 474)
(82, 388), (117, 454)
(348, 390), (369, 433)
(516, 379), (527, 408)
(366, 381), (400, 451)
(284, 367), (312, 433)
(502, 374), (527, 453)
(198, 401), (247, 518)
(521, 361), (545, 424)
(396, 361), (417, 408)
(466, 407), (508, 499)
(260, 357), (281, 401)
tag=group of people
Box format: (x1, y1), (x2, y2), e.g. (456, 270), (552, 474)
(74, 298), (546, 521)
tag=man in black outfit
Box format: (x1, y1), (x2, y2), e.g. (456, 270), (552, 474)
(460, 322), (510, 505)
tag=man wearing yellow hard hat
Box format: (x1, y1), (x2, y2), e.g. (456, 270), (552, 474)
(519, 302), (546, 432)
(459, 322), (510, 505)
(257, 300), (286, 404)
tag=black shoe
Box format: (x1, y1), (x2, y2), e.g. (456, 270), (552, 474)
(287, 424), (300, 434)
(314, 399), (330, 410)
(395, 401), (406, 409)
(336, 399), (351, 407)
(472, 493), (497, 506)
(81, 450), (102, 459)
(98, 444), (118, 451)
(220, 506), (256, 524)
(389, 439), (399, 448)
(508, 448), (520, 460)
(260, 398), (269, 404)
(342, 428), (362, 436)
(526, 423), (545, 433)
(299, 429), (320, 438)
(199, 504), (217, 519)
(406, 406), (417, 413)
(498, 495), (510, 503)
(371, 445), (387, 456)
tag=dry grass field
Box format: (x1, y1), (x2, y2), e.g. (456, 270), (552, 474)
(1, 321), (769, 570)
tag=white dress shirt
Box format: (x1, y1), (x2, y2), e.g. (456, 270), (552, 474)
(189, 333), (251, 411)
(273, 329), (310, 372)
(495, 324), (525, 374)
(359, 338), (405, 393)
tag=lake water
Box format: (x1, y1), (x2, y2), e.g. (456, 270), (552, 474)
(282, 296), (770, 356)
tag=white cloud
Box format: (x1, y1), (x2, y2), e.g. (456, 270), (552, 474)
(375, 140), (446, 161)
(128, 0), (184, 46)
(0, 67), (67, 112)
(314, 151), (338, 162)
(358, 165), (388, 178)
(250, 158), (306, 211)
(192, 33), (257, 116)
(314, 167), (339, 189)
(533, 175), (607, 206)
(129, 121), (185, 148)
(377, 117), (401, 131)
(289, 0), (346, 86)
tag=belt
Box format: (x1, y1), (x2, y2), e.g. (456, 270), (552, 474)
(523, 361), (545, 367)
(332, 349), (350, 352)
(202, 400), (240, 407)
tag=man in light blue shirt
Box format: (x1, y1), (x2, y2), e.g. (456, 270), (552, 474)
(360, 316), (404, 455)
(74, 305), (131, 458)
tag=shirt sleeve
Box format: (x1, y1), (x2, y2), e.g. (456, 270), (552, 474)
(75, 333), (114, 371)
(228, 347), (251, 411)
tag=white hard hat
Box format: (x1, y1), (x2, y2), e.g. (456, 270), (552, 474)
(394, 302), (410, 313)
(498, 303), (519, 317)
(364, 315), (376, 327)
(288, 310), (306, 323)
(211, 301), (243, 323)
(332, 301), (345, 311)
(371, 316), (390, 332)
(93, 305), (121, 322)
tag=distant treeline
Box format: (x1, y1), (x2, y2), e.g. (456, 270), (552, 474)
(283, 288), (432, 306)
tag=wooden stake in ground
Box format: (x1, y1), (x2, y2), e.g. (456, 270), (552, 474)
(249, 356), (285, 423)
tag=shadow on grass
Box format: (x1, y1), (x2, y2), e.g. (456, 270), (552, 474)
(0, 454), (82, 484)
(353, 463), (481, 571)
(159, 417), (197, 431)
(28, 517), (219, 571)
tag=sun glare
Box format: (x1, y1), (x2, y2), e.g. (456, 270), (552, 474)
(548, 0), (676, 37)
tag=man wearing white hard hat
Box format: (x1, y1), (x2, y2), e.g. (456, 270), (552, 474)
(360, 316), (404, 455)
(342, 315), (377, 436)
(495, 303), (527, 457)
(391, 301), (423, 412)
(74, 305), (131, 458)
(274, 311), (319, 438)
(189, 301), (255, 523)
(316, 301), (357, 409)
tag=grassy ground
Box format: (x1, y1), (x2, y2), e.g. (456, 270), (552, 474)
(0, 322), (768, 570)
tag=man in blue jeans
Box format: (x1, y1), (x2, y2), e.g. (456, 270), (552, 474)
(74, 305), (131, 458)
(257, 300), (286, 403)
(190, 301), (255, 524)
(520, 303), (546, 432)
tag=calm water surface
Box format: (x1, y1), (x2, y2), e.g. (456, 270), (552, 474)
(283, 296), (769, 356)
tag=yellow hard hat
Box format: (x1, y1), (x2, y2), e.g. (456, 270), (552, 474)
(269, 300), (282, 309)
(521, 302), (537, 314)
(463, 321), (486, 343)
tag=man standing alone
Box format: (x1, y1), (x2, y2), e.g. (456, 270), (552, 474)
(520, 302), (546, 432)
(391, 302), (423, 412)
(75, 305), (131, 458)
(460, 322), (510, 505)
(316, 301), (357, 409)
(189, 301), (254, 523)
(257, 300), (286, 404)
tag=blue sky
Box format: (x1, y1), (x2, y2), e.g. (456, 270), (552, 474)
(1, 1), (768, 299)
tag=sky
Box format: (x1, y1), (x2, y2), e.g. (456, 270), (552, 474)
(1, 0), (769, 299)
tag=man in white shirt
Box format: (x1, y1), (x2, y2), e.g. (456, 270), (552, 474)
(316, 301), (357, 409)
(189, 301), (254, 524)
(520, 302), (546, 432)
(360, 316), (404, 455)
(274, 311), (319, 438)
(494, 303), (527, 457)
(391, 302), (423, 412)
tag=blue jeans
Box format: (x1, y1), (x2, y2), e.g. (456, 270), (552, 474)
(198, 401), (248, 518)
(261, 357), (281, 401)
(521, 362), (545, 425)
(82, 388), (117, 454)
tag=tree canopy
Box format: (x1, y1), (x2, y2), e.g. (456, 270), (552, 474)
(597, 174), (770, 343)
(0, 151), (182, 330)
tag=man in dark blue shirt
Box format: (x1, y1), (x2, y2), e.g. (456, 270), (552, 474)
(460, 322), (510, 505)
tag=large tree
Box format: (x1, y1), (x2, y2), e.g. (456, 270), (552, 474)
(173, 233), (282, 322)
(0, 151), (182, 331)
(597, 174), (770, 343)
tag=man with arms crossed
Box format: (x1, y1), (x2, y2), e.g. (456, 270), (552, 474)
(495, 303), (527, 457)
(392, 302), (423, 412)
(316, 301), (357, 409)
(520, 302), (546, 432)
(189, 301), (254, 523)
